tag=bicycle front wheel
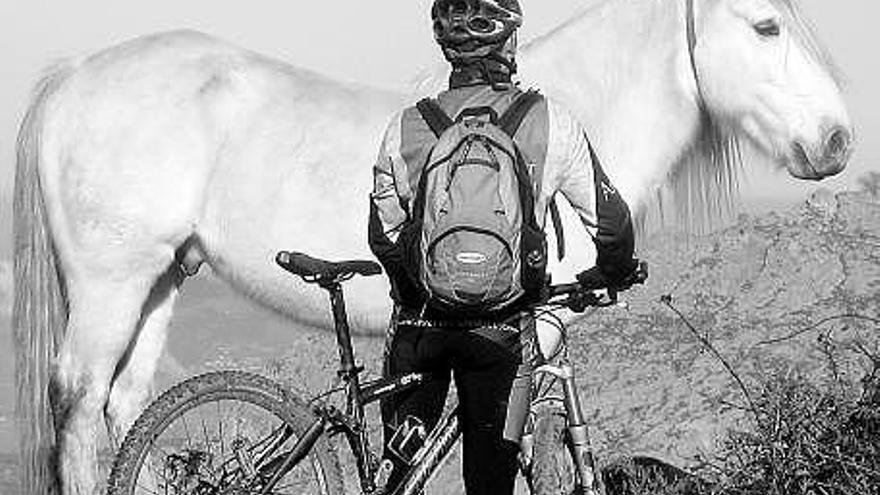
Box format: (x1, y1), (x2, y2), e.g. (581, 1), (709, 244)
(107, 371), (344, 495)
(529, 405), (603, 495)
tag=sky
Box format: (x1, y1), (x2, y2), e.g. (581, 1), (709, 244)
(0, 0), (877, 256)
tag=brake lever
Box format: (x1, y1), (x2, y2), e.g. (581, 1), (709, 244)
(567, 290), (598, 313)
(567, 289), (617, 312)
(566, 293), (590, 313)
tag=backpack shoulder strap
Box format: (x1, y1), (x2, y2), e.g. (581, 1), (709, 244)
(416, 98), (454, 138)
(548, 197), (565, 261)
(500, 89), (566, 261)
(498, 89), (543, 138)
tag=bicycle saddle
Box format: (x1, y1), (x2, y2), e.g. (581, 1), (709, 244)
(275, 251), (382, 283)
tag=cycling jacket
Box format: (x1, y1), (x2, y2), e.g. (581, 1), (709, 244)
(369, 84), (635, 307)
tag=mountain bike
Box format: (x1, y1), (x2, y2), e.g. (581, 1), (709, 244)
(106, 251), (647, 495)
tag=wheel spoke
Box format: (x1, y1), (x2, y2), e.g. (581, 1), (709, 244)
(180, 413), (193, 451)
(217, 400), (225, 458)
(200, 414), (212, 453)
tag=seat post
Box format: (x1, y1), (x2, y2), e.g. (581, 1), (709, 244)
(322, 281), (368, 427)
(322, 281), (359, 379)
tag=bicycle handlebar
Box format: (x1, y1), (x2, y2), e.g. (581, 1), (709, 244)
(541, 260), (649, 313)
(274, 249), (647, 314)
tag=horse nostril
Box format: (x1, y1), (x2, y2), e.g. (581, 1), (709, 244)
(823, 126), (852, 160)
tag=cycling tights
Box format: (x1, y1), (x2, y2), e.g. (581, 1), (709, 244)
(380, 311), (537, 495)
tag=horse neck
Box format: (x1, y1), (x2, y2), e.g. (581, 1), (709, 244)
(518, 0), (704, 208)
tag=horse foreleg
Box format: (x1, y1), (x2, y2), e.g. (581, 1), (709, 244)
(105, 265), (183, 447)
(53, 276), (158, 495)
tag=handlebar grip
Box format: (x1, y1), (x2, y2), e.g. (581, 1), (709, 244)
(546, 261), (647, 313)
(608, 261), (648, 293)
(575, 260), (648, 293)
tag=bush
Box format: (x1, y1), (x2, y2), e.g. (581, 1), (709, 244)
(604, 365), (880, 495)
(707, 368), (880, 495)
(603, 456), (710, 495)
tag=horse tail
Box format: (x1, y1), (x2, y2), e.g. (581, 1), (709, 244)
(13, 61), (75, 495)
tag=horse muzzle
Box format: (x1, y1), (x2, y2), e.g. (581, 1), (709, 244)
(789, 124), (853, 180)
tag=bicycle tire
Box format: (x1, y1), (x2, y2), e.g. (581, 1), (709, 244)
(529, 405), (603, 495)
(107, 370), (344, 495)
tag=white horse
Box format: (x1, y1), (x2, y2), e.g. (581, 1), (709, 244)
(13, 0), (850, 493)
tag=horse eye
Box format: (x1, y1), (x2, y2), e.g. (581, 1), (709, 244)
(754, 19), (781, 37)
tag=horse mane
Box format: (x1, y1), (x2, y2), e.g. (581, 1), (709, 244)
(634, 114), (742, 235)
(634, 0), (840, 235)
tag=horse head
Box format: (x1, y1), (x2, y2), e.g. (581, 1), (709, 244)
(694, 0), (852, 180)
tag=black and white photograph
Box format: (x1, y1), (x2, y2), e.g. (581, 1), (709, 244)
(1, 1), (878, 494)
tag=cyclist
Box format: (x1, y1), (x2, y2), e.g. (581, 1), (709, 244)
(368, 1), (638, 493)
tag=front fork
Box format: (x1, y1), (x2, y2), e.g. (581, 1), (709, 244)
(528, 363), (602, 495)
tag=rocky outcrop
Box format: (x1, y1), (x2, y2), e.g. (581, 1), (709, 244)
(569, 190), (880, 467)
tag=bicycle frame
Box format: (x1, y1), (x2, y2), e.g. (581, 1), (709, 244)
(255, 280), (464, 495)
(260, 277), (608, 495)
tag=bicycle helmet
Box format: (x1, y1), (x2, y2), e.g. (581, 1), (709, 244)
(431, 0), (523, 88)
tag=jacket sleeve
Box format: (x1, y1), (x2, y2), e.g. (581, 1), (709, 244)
(369, 112), (410, 248)
(544, 100), (637, 279)
(368, 112), (424, 305)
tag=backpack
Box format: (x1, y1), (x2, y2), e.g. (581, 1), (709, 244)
(401, 90), (547, 313)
